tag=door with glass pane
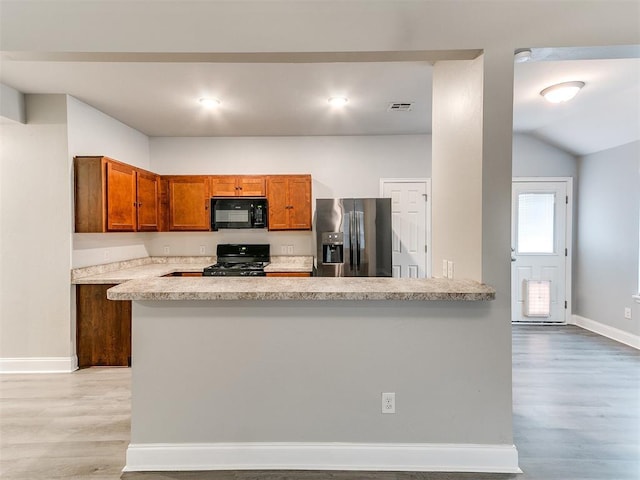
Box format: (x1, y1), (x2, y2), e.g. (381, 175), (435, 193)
(512, 181), (568, 323)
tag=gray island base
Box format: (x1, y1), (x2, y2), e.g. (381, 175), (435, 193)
(110, 277), (520, 474)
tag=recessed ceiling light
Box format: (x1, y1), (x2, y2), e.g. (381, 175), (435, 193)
(328, 97), (348, 107)
(199, 97), (220, 108)
(540, 81), (585, 103)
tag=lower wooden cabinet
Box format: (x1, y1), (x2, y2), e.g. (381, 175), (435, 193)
(76, 284), (131, 368)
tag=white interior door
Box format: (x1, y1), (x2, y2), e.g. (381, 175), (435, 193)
(381, 179), (431, 278)
(511, 180), (569, 323)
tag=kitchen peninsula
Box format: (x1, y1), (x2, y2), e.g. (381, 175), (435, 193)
(103, 275), (518, 474)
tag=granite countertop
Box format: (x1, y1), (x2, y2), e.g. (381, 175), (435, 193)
(264, 256), (314, 273)
(106, 277), (495, 301)
(71, 255), (314, 284)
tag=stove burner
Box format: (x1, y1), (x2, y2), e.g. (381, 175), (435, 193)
(212, 262), (267, 270)
(203, 244), (271, 277)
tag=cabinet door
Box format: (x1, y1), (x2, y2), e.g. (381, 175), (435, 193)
(76, 284), (131, 367)
(74, 156), (106, 233)
(167, 176), (210, 231)
(106, 160), (136, 231)
(266, 176), (289, 230)
(136, 171), (160, 231)
(238, 176), (266, 196)
(209, 176), (238, 197)
(287, 176), (312, 229)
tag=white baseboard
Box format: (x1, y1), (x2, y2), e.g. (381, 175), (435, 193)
(124, 442), (521, 473)
(570, 315), (640, 350)
(0, 356), (78, 373)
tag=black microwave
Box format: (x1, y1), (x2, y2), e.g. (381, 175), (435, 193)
(210, 197), (268, 231)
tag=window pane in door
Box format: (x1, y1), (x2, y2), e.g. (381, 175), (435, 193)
(517, 193), (555, 254)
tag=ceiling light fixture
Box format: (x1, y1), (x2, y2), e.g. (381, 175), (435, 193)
(514, 48), (532, 63)
(328, 97), (348, 107)
(540, 81), (585, 103)
(199, 97), (220, 108)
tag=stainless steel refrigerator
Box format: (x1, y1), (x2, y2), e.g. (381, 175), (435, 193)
(315, 198), (392, 277)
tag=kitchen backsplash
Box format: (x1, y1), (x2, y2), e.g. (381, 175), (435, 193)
(72, 230), (315, 268)
(147, 231), (315, 257)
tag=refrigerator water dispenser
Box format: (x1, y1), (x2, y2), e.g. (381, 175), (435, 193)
(321, 232), (344, 264)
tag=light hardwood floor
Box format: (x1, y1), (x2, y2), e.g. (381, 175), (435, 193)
(1, 325), (638, 480)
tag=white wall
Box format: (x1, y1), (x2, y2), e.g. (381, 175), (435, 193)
(512, 133), (578, 178)
(0, 95), (72, 360)
(148, 135), (430, 256)
(575, 140), (640, 336)
(67, 96), (151, 267)
(432, 58), (484, 281)
(67, 96), (150, 169)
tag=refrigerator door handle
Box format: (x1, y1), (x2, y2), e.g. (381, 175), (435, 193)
(356, 211), (362, 268)
(349, 211), (355, 268)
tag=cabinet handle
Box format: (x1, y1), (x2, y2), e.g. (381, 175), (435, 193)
(205, 202), (208, 210)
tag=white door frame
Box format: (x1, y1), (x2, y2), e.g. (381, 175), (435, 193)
(512, 177), (573, 322)
(380, 178), (432, 278)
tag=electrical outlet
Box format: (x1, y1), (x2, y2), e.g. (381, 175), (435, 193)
(447, 261), (454, 280)
(381, 392), (396, 414)
(163, 246), (170, 255)
(287, 245), (294, 255)
(442, 259), (448, 278)
(280, 245), (287, 254)
(103, 250), (110, 261)
(624, 307), (632, 319)
(199, 245), (206, 255)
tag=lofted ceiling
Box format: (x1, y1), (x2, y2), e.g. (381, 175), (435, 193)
(1, 47), (638, 156)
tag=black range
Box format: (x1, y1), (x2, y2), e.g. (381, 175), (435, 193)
(203, 244), (270, 277)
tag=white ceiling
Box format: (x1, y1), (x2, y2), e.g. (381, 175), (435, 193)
(513, 56), (640, 155)
(1, 48), (638, 156)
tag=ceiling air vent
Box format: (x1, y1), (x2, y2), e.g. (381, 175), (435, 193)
(387, 102), (413, 112)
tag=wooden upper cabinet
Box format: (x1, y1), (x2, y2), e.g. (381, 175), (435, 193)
(75, 160), (310, 234)
(136, 171), (160, 231)
(210, 175), (265, 197)
(238, 176), (266, 196)
(266, 176), (289, 230)
(74, 156), (159, 233)
(209, 176), (237, 197)
(106, 161), (137, 231)
(266, 175), (312, 231)
(287, 176), (313, 229)
(165, 176), (210, 231)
